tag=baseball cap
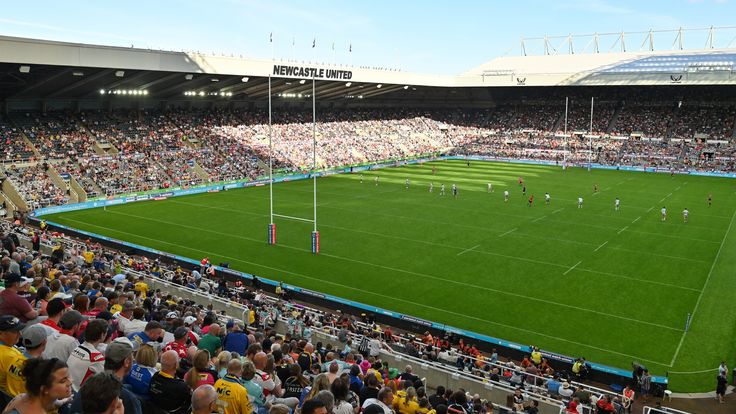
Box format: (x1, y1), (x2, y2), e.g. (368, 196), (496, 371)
(183, 316), (197, 326)
(166, 311), (178, 319)
(59, 310), (87, 329)
(106, 340), (134, 363)
(19, 277), (33, 287)
(174, 327), (190, 340)
(0, 315), (25, 332)
(21, 325), (47, 348)
(112, 336), (140, 352)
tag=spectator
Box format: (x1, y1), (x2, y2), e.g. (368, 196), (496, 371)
(362, 386), (395, 414)
(2, 358), (72, 414)
(284, 363), (310, 399)
(215, 358), (254, 414)
(0, 315), (27, 397)
(69, 338), (143, 414)
(302, 399), (328, 414)
(164, 326), (192, 359)
(0, 274), (38, 322)
(243, 359), (270, 414)
(67, 318), (108, 392)
(128, 320), (164, 349)
(198, 322), (223, 356)
(125, 343), (159, 400)
(149, 350), (192, 413)
(79, 372), (125, 414)
(224, 322), (249, 355)
(428, 386), (446, 408)
(192, 384), (219, 414)
(44, 310), (86, 362)
(184, 349), (217, 389)
(331, 377), (356, 414)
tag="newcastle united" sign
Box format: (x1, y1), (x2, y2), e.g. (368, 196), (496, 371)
(273, 65), (353, 80)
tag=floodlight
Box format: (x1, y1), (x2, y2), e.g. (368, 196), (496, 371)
(99, 89), (106, 95)
(241, 77), (249, 82)
(403, 85), (409, 90)
(299, 79), (306, 84)
(19, 65), (30, 73)
(185, 74), (194, 80)
(376, 84), (382, 88)
(115, 70), (125, 77)
(345, 82), (352, 87)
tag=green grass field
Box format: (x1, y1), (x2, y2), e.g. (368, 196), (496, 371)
(43, 160), (736, 392)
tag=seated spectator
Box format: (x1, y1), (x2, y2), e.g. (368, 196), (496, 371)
(223, 322), (249, 355)
(0, 315), (27, 397)
(128, 320), (164, 349)
(197, 323), (222, 356)
(2, 358), (72, 414)
(44, 310), (86, 362)
(149, 350), (192, 414)
(164, 326), (192, 359)
(215, 358), (254, 414)
(361, 386), (394, 414)
(79, 372), (125, 414)
(0, 274), (38, 322)
(67, 318), (108, 392)
(191, 384), (219, 414)
(184, 349), (217, 389)
(125, 343), (159, 400)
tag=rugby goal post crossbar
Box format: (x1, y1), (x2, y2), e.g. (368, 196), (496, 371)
(266, 75), (319, 254)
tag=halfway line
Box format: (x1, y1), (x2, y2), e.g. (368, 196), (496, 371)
(457, 244), (480, 256)
(563, 260), (582, 275)
(594, 241), (609, 252)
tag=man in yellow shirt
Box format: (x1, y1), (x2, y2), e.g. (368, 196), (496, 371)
(0, 316), (27, 397)
(134, 276), (149, 299)
(215, 359), (253, 414)
(82, 250), (95, 267)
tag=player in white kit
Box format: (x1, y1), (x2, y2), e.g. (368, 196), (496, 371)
(405, 178), (410, 189)
(375, 176), (379, 186)
(578, 197), (583, 208)
(429, 182), (434, 193)
(545, 192), (550, 204)
(682, 208), (689, 223)
(504, 190), (509, 202)
(440, 184), (445, 195)
(615, 197), (620, 211)
(661, 206), (667, 221)
(487, 183), (493, 193)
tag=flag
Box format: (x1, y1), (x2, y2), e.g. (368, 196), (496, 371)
(312, 37), (316, 48)
(349, 43), (352, 53)
(269, 32), (273, 43)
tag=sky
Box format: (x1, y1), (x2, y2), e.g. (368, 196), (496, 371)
(1, 0), (735, 74)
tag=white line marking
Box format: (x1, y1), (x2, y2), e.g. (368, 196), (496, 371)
(63, 213), (684, 332)
(669, 206), (736, 366)
(647, 206), (654, 213)
(675, 186), (681, 191)
(603, 187), (611, 191)
(531, 215), (547, 223)
(563, 260), (582, 275)
(617, 226), (629, 235)
(632, 216), (641, 223)
(594, 241), (609, 252)
(551, 208), (565, 214)
(659, 193), (673, 202)
(498, 227), (518, 237)
(457, 244), (480, 256)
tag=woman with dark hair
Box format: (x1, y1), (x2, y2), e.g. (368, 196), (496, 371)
(284, 364), (310, 399)
(348, 364), (363, 395)
(73, 294), (89, 314)
(331, 378), (356, 414)
(3, 358), (72, 414)
(31, 286), (50, 316)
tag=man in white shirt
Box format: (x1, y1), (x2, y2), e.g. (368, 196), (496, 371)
(68, 319), (107, 392)
(44, 310), (86, 361)
(361, 387), (395, 414)
(123, 307), (147, 337)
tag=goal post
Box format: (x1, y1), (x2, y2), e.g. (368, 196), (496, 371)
(266, 75), (319, 254)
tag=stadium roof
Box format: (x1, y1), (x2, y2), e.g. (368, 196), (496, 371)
(1, 35), (736, 104)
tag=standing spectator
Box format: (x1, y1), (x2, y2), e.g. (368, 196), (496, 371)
(368, 334), (382, 358)
(149, 350), (192, 414)
(639, 370), (651, 403)
(0, 274), (38, 322)
(622, 384), (635, 413)
(0, 315), (27, 397)
(717, 373), (728, 404)
(215, 358), (254, 414)
(1, 358), (73, 414)
(67, 318), (108, 392)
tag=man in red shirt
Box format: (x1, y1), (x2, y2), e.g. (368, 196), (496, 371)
(163, 327), (190, 359)
(0, 274), (38, 322)
(40, 298), (67, 334)
(596, 395), (616, 413)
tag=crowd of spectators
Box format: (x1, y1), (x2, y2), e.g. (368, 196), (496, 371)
(3, 104), (736, 206)
(0, 120), (35, 163)
(2, 163), (69, 209)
